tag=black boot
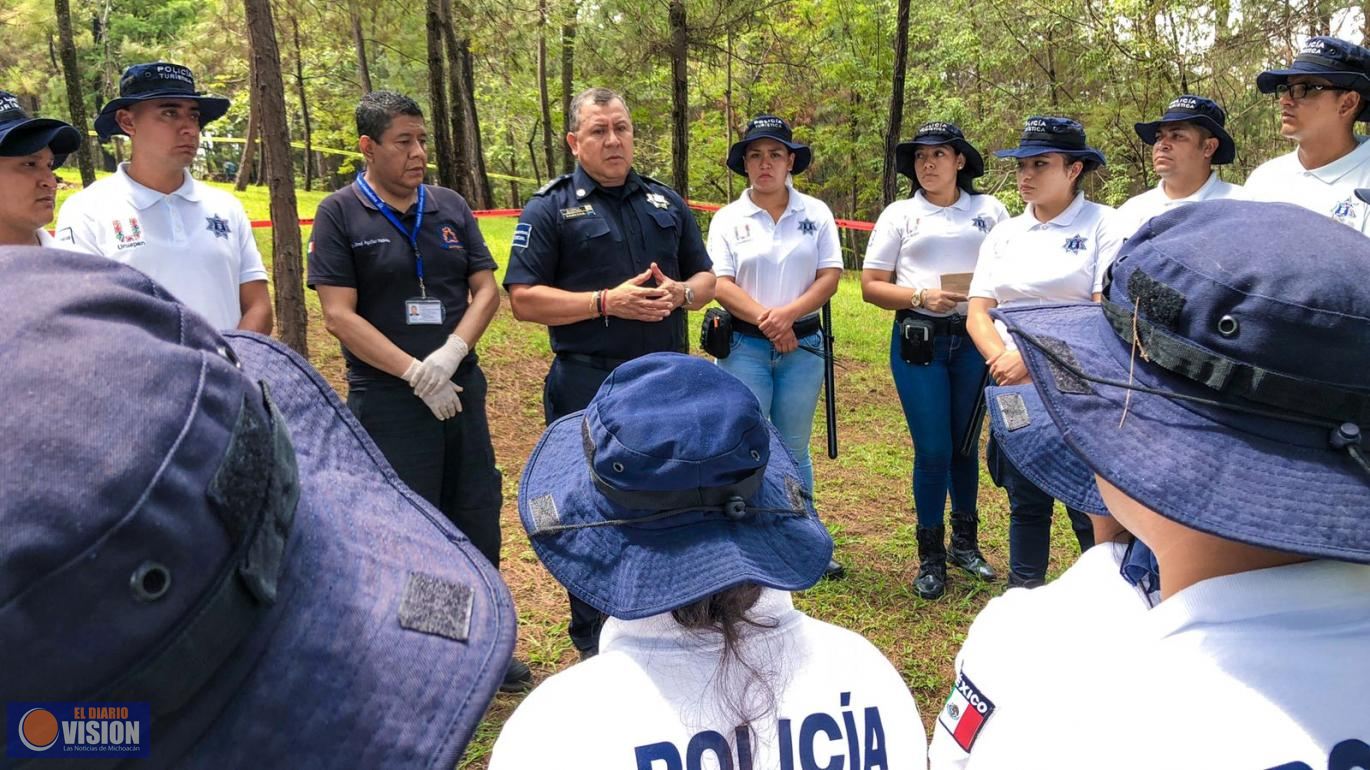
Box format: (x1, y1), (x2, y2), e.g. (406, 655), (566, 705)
(948, 510), (997, 581)
(914, 526), (948, 599)
(1006, 572), (1045, 589)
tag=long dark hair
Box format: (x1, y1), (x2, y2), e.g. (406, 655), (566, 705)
(671, 583), (780, 733)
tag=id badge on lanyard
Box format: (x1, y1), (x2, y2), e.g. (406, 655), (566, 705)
(355, 174), (444, 325)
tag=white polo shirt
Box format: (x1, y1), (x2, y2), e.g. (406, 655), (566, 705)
(490, 589), (926, 770)
(969, 193), (1122, 348)
(1113, 171), (1244, 239)
(55, 163), (267, 330)
(863, 190), (1010, 317)
(1244, 137), (1370, 234)
(932, 556), (1370, 770)
(929, 544), (1153, 770)
(707, 185), (843, 309)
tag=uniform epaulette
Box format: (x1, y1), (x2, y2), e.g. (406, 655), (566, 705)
(534, 174), (573, 197)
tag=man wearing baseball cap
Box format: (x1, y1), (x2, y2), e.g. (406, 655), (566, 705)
(55, 62), (272, 333)
(1114, 94), (1243, 237)
(0, 246), (516, 767)
(928, 200), (1370, 768)
(1245, 36), (1370, 233)
(0, 91), (81, 246)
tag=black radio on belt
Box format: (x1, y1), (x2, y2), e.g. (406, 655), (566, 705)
(895, 310), (967, 365)
(700, 307), (733, 359)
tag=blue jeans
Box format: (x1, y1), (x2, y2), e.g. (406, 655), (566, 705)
(986, 434), (1095, 583)
(889, 324), (986, 528)
(718, 331), (825, 492)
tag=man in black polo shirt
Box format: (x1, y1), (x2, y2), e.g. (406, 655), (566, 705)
(308, 91), (531, 691)
(504, 86), (716, 658)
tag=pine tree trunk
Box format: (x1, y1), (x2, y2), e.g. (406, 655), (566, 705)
(243, 0), (307, 355)
(349, 0), (373, 93)
(54, 0), (96, 187)
(441, 1), (492, 208)
(537, 0), (556, 180)
(426, 0), (459, 190)
(291, 17), (313, 191)
(668, 0), (688, 195)
(560, 2), (577, 174)
(235, 64), (259, 192)
(882, 0), (911, 207)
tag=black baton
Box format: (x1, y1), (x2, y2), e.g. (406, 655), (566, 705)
(821, 301), (837, 459)
(959, 366), (993, 457)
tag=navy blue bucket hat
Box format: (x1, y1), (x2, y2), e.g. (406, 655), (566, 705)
(0, 91), (81, 166)
(726, 114), (812, 177)
(1134, 95), (1236, 165)
(95, 62), (231, 140)
(895, 121), (985, 190)
(991, 200), (1370, 564)
(1257, 36), (1370, 121)
(995, 116), (1106, 168)
(0, 247), (515, 767)
(519, 352), (834, 619)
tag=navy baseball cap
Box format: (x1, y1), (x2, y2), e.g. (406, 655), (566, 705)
(895, 121), (985, 189)
(1134, 95), (1236, 165)
(995, 116), (1106, 168)
(518, 353), (834, 619)
(1257, 36), (1370, 120)
(726, 114), (813, 176)
(94, 62), (230, 140)
(0, 247), (516, 767)
(0, 90), (81, 166)
(992, 200), (1370, 564)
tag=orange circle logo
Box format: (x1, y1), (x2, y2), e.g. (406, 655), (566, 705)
(18, 708), (59, 751)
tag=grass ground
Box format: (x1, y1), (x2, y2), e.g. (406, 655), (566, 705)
(64, 178), (1087, 767)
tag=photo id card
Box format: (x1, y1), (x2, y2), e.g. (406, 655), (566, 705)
(405, 297), (445, 325)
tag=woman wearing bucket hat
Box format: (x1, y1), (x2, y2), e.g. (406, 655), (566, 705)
(489, 352), (925, 769)
(861, 121), (1008, 600)
(931, 201), (1370, 768)
(0, 91), (81, 246)
(966, 115), (1124, 588)
(707, 114), (845, 580)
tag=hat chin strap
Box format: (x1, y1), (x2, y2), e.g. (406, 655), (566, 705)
(85, 381), (299, 718)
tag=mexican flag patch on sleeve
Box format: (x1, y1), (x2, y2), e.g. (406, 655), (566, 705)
(937, 670), (996, 752)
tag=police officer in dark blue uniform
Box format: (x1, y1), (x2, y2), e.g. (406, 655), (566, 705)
(504, 86), (716, 658)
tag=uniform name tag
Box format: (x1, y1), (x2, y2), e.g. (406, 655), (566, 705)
(560, 205), (596, 220)
(405, 298), (445, 325)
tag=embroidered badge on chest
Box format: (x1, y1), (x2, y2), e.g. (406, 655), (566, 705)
(937, 671), (996, 752)
(1063, 234), (1087, 253)
(733, 222), (753, 242)
(972, 215), (992, 233)
(206, 214), (231, 240)
(1332, 198), (1358, 223)
(111, 218), (146, 250)
(798, 218), (817, 235)
(441, 225), (462, 248)
(645, 192), (671, 210)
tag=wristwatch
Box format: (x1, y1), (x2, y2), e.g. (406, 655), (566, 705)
(910, 289), (925, 309)
(683, 285), (695, 307)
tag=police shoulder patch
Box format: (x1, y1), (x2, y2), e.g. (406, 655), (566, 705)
(937, 670), (996, 752)
(533, 173), (573, 197)
(512, 223), (533, 249)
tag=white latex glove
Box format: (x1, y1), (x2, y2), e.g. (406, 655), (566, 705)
(419, 381), (464, 421)
(406, 334), (469, 398)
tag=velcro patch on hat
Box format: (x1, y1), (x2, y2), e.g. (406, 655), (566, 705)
(398, 572), (474, 642)
(1128, 270), (1185, 329)
(937, 671), (996, 752)
(785, 475), (811, 512)
(529, 494), (561, 534)
(1037, 336), (1094, 395)
(996, 393), (1031, 431)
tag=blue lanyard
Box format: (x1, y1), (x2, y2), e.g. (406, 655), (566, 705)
(356, 173), (428, 296)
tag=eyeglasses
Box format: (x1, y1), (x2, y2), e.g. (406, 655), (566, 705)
(1273, 83), (1350, 100)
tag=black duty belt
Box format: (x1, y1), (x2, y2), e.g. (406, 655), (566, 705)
(895, 310), (970, 336)
(734, 314), (822, 339)
(555, 352), (632, 371)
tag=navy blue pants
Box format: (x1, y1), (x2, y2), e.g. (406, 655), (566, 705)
(543, 355), (617, 654)
(986, 434), (1093, 584)
(347, 362), (503, 568)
